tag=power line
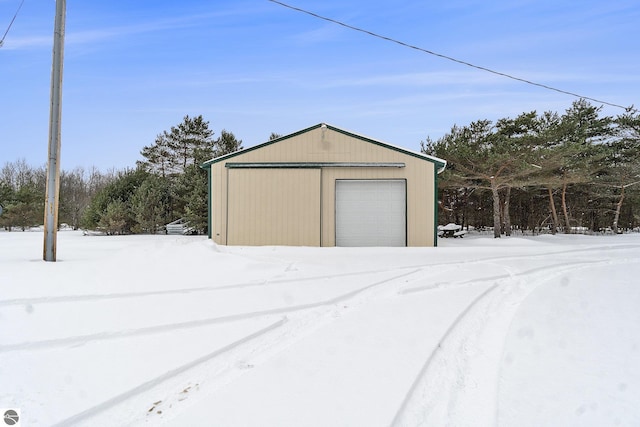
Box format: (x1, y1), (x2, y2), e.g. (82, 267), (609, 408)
(268, 0), (630, 110)
(0, 0), (26, 48)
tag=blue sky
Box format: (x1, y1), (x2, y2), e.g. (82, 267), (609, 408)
(1, 0), (639, 171)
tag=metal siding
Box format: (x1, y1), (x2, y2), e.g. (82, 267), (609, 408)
(409, 161), (434, 246)
(207, 169), (212, 239)
(227, 168), (321, 246)
(210, 163), (227, 245)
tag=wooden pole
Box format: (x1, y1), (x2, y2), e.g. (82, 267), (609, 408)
(43, 0), (66, 261)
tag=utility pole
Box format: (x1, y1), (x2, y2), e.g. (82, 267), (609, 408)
(43, 0), (66, 262)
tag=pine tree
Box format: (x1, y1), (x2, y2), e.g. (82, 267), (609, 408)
(166, 115), (215, 172)
(139, 115), (215, 176)
(427, 115), (541, 238)
(598, 111), (640, 232)
(131, 174), (171, 233)
(81, 168), (148, 232)
(214, 129), (243, 158)
(179, 164), (208, 234)
(99, 200), (129, 235)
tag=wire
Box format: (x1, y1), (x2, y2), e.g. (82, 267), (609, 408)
(268, 0), (629, 110)
(1, 0), (26, 48)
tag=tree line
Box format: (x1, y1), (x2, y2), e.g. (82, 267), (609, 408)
(2, 105), (638, 237)
(422, 100), (640, 237)
(81, 115), (242, 235)
(0, 159), (113, 231)
(1, 115), (242, 234)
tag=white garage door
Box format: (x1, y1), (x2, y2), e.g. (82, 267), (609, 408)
(335, 179), (406, 247)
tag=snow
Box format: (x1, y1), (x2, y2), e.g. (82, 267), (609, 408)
(1, 231), (639, 426)
(438, 223), (462, 231)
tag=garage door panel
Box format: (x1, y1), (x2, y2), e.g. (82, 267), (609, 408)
(336, 180), (406, 247)
(228, 169), (321, 246)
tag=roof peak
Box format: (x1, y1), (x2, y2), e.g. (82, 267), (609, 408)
(201, 122), (446, 173)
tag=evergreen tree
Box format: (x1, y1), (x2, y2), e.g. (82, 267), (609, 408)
(269, 132), (282, 141)
(0, 180), (13, 229)
(138, 115), (215, 176)
(0, 160), (45, 231)
(130, 174), (171, 233)
(81, 168), (148, 233)
(99, 199), (129, 235)
(598, 110), (640, 232)
(134, 116), (243, 234)
(425, 114), (541, 238)
(178, 129), (243, 234)
(214, 129), (243, 158)
(178, 164), (208, 234)
(139, 134), (172, 177)
(423, 101), (624, 236)
(2, 185), (42, 231)
(554, 101), (613, 232)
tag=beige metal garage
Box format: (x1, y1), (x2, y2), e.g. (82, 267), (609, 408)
(201, 123), (446, 247)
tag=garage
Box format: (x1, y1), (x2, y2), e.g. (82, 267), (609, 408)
(335, 180), (406, 247)
(202, 123), (446, 247)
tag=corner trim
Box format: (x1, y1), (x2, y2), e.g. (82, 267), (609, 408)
(207, 168), (212, 239)
(434, 165), (439, 247)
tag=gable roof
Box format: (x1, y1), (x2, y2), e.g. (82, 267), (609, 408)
(201, 123), (447, 173)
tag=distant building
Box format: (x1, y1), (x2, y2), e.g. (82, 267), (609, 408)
(201, 123), (446, 247)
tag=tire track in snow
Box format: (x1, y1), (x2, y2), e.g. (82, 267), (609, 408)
(0, 269), (420, 353)
(390, 256), (640, 426)
(50, 317), (288, 427)
(0, 265), (420, 307)
(389, 282), (500, 427)
(398, 259), (595, 295)
(49, 268), (425, 426)
(3, 242), (635, 307)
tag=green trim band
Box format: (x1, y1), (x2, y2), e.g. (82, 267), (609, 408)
(434, 165), (439, 247)
(207, 168), (212, 239)
(225, 162), (405, 169)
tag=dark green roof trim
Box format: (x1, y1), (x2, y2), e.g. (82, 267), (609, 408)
(225, 162), (405, 169)
(207, 169), (212, 239)
(200, 123), (447, 172)
(434, 167), (439, 247)
(201, 124), (324, 169)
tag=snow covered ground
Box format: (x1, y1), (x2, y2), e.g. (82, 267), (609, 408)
(1, 230), (639, 426)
